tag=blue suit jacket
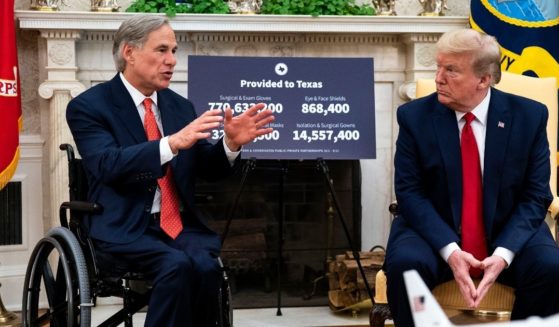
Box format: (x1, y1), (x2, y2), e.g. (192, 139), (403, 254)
(67, 74), (238, 244)
(389, 88), (555, 255)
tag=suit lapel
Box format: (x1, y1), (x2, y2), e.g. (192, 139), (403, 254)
(157, 92), (180, 138)
(433, 103), (463, 231)
(109, 75), (147, 144)
(157, 91), (181, 171)
(483, 89), (511, 237)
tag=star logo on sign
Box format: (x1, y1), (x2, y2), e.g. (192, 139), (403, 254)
(275, 63), (288, 76)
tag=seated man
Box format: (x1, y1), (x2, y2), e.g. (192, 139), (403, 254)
(66, 15), (274, 327)
(384, 28), (559, 326)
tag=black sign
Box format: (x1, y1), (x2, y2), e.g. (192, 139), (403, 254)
(188, 56), (375, 160)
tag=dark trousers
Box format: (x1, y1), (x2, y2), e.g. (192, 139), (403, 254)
(384, 221), (559, 327)
(94, 215), (222, 327)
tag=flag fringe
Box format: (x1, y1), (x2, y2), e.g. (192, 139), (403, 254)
(0, 147), (20, 190)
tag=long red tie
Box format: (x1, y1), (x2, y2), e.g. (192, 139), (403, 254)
(143, 98), (183, 239)
(461, 112), (487, 277)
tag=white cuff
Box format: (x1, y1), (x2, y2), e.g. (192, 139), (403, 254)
(493, 247), (514, 267)
(223, 136), (241, 165)
(440, 242), (460, 262)
(160, 136), (175, 165)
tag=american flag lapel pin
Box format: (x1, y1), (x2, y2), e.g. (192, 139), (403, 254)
(413, 295), (425, 312)
(498, 121), (505, 128)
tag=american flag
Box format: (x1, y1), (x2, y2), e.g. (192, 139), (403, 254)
(413, 295), (425, 312)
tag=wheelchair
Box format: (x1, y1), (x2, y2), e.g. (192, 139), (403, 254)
(21, 144), (233, 327)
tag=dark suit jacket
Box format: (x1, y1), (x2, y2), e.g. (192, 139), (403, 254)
(389, 88), (555, 255)
(66, 74), (238, 244)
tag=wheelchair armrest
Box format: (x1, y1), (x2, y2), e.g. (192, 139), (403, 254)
(59, 201), (103, 228)
(61, 201), (103, 214)
(195, 193), (214, 204)
(388, 201), (399, 216)
(59, 143), (76, 161)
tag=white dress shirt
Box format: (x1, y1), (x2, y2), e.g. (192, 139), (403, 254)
(119, 73), (240, 213)
(439, 88), (515, 266)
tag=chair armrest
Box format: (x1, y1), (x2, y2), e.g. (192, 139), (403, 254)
(374, 270), (388, 304)
(548, 197), (559, 221)
(548, 197), (559, 242)
(59, 200), (103, 228)
(375, 202), (397, 305)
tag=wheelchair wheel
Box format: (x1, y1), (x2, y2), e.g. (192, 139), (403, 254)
(22, 227), (91, 327)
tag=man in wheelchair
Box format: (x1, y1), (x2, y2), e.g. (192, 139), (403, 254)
(63, 15), (275, 327)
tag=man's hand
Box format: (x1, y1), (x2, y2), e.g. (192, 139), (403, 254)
(447, 250), (483, 307)
(474, 255), (507, 307)
(168, 109), (223, 153)
(223, 103), (275, 151)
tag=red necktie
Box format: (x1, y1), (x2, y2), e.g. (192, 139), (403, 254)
(461, 112), (487, 277)
(143, 98), (183, 239)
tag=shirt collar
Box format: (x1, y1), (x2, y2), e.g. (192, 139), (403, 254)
(119, 73), (158, 107)
(455, 88), (491, 126)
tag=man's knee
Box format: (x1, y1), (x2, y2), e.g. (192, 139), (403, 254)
(156, 253), (193, 286)
(513, 245), (559, 288)
(386, 247), (438, 276)
(535, 251), (559, 281)
(192, 254), (221, 282)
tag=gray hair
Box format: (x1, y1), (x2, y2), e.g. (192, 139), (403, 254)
(112, 15), (170, 72)
(436, 29), (502, 85)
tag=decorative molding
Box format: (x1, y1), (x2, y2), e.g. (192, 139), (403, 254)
(269, 45), (294, 57)
(48, 42), (73, 66)
(83, 31), (115, 42)
(197, 44), (223, 56)
(190, 33), (399, 46)
(416, 43), (436, 67)
(233, 44), (258, 56)
(401, 33), (441, 44)
(38, 80), (87, 99)
(0, 265), (27, 278)
(175, 33), (192, 43)
(399, 82), (417, 101)
(191, 33), (301, 44)
(16, 10), (468, 34)
(19, 135), (44, 160)
(40, 30), (81, 40)
(303, 34), (400, 44)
